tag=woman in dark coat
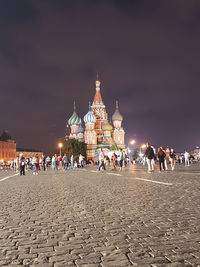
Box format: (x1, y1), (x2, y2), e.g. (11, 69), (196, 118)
(158, 147), (166, 172)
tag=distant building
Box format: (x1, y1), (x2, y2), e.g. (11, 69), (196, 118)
(0, 140), (16, 162)
(0, 130), (44, 162)
(0, 131), (16, 162)
(16, 148), (43, 159)
(66, 79), (125, 159)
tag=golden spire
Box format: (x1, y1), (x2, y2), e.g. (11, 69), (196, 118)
(74, 101), (76, 111)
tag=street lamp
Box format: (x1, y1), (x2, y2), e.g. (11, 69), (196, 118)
(139, 144), (146, 157)
(130, 139), (136, 145)
(58, 143), (63, 157)
(141, 144), (146, 149)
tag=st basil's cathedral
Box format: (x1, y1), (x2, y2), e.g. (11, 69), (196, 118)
(67, 79), (125, 159)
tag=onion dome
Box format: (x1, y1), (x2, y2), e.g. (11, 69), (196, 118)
(77, 124), (84, 133)
(102, 121), (113, 131)
(84, 103), (96, 123)
(68, 102), (82, 126)
(112, 101), (123, 121)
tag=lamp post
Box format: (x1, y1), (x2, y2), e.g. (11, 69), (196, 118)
(58, 143), (63, 157)
(128, 139), (136, 161)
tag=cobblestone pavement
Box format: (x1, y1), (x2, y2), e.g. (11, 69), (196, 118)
(0, 163), (200, 267)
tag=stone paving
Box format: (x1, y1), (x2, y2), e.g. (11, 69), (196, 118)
(0, 163), (200, 267)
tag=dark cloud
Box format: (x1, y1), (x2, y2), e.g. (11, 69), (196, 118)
(0, 0), (200, 153)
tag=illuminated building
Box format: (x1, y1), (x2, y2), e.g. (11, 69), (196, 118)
(67, 79), (125, 159)
(0, 133), (16, 162)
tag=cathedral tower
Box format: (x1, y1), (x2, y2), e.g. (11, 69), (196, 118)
(68, 102), (82, 139)
(91, 79), (107, 144)
(112, 101), (125, 148)
(84, 104), (97, 159)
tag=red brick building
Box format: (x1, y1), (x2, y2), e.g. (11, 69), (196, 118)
(0, 140), (16, 162)
(16, 149), (43, 159)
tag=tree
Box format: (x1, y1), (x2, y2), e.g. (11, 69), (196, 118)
(63, 139), (87, 162)
(0, 130), (11, 141)
(110, 142), (119, 151)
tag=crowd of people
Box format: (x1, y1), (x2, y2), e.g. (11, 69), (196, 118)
(0, 149), (129, 174)
(0, 144), (198, 175)
(143, 142), (194, 173)
(15, 153), (86, 176)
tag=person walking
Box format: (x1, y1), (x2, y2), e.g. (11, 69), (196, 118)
(19, 154), (25, 176)
(119, 149), (124, 171)
(169, 148), (176, 171)
(62, 154), (68, 171)
(158, 147), (166, 172)
(98, 149), (106, 171)
(144, 143), (155, 173)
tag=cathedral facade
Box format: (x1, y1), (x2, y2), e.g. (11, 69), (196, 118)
(67, 79), (125, 159)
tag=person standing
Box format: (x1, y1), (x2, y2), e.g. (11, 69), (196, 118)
(79, 154), (84, 168)
(165, 147), (170, 170)
(70, 154), (74, 169)
(169, 148), (176, 171)
(19, 154), (25, 176)
(46, 156), (51, 169)
(62, 154), (68, 171)
(15, 156), (19, 172)
(119, 149), (124, 171)
(158, 147), (166, 172)
(32, 154), (39, 175)
(58, 155), (63, 169)
(112, 153), (117, 170)
(98, 149), (106, 171)
(184, 151), (190, 166)
(42, 155), (46, 171)
(151, 145), (156, 171)
(144, 143), (155, 173)
(52, 154), (58, 170)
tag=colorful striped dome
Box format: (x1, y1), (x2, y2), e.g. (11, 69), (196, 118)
(84, 110), (96, 123)
(68, 111), (82, 126)
(102, 121), (113, 131)
(112, 101), (123, 121)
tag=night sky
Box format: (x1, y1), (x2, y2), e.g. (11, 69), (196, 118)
(1, 0), (200, 154)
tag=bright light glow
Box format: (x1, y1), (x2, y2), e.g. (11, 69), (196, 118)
(127, 148), (131, 153)
(130, 139), (136, 145)
(58, 143), (63, 148)
(141, 144), (146, 149)
(139, 152), (143, 157)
